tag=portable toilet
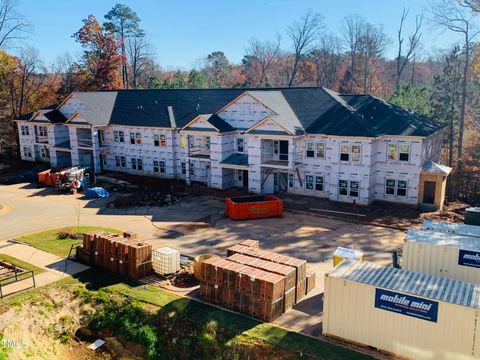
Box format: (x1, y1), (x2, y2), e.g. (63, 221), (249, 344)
(333, 247), (364, 267)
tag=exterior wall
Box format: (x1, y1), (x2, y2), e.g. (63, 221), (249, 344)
(418, 173), (448, 210)
(218, 94), (274, 129)
(324, 274), (480, 360)
(403, 240), (480, 284)
(17, 121), (35, 161)
(252, 119), (286, 133)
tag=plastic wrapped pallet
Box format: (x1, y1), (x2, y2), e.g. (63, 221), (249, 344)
(152, 247), (180, 275)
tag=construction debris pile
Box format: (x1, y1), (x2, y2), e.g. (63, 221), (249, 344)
(37, 167), (93, 191)
(199, 240), (316, 322)
(77, 231), (152, 279)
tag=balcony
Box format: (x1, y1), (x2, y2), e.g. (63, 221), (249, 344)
(260, 139), (303, 168)
(77, 138), (93, 148)
(188, 146), (210, 159)
(35, 135), (48, 144)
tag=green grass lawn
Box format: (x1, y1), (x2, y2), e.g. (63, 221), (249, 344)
(0, 254), (45, 286)
(14, 226), (122, 257)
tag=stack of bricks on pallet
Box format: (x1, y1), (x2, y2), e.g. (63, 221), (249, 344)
(200, 257), (285, 322)
(78, 231), (152, 279)
(226, 243), (309, 302)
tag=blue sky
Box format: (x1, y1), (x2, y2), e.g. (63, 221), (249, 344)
(15, 0), (461, 69)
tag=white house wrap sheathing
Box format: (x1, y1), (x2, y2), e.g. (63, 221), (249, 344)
(422, 220), (480, 238)
(323, 260), (480, 360)
(403, 229), (480, 283)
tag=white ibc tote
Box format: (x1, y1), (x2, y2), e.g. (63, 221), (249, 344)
(152, 247), (180, 275)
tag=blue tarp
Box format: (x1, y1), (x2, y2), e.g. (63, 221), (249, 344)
(85, 187), (110, 199)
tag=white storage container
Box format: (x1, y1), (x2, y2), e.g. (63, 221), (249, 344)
(152, 247), (180, 275)
(324, 260), (480, 360)
(422, 220), (480, 238)
(333, 246), (364, 267)
(403, 229), (480, 283)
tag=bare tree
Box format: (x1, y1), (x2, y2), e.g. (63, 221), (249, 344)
(127, 35), (152, 88)
(431, 0), (480, 169)
(396, 8), (423, 86)
(17, 47), (41, 116)
(341, 14), (366, 92)
(460, 0), (480, 11)
(286, 10), (323, 87)
(245, 34), (281, 86)
(312, 32), (342, 88)
(0, 0), (31, 48)
(358, 23), (388, 93)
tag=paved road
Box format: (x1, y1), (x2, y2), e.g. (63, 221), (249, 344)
(0, 182), (407, 336)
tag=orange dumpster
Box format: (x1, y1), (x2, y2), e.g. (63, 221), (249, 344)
(226, 195), (283, 220)
(37, 168), (66, 186)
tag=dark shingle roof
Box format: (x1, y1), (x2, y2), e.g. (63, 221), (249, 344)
(16, 103), (58, 121)
(341, 94), (444, 137)
(57, 88), (443, 137)
(44, 109), (68, 123)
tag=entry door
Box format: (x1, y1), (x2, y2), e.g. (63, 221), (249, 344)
(279, 172), (288, 192)
(279, 141), (289, 161)
(99, 154), (104, 172)
(242, 170), (249, 188)
(423, 181), (436, 204)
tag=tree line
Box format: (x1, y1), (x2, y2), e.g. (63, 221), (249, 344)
(0, 0), (480, 204)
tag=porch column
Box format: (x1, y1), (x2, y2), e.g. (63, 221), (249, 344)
(288, 139), (295, 168)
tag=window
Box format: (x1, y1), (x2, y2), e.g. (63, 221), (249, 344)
(159, 160), (165, 173)
(386, 179), (407, 197)
(305, 175), (314, 190)
(38, 126), (47, 137)
(273, 141), (279, 155)
(120, 156), (126, 168)
(188, 135), (194, 148)
(288, 173), (294, 188)
(154, 134), (160, 146)
(135, 133), (141, 144)
(130, 133), (135, 144)
(153, 160), (159, 173)
(340, 144), (349, 161)
(114, 131), (119, 142)
(339, 180), (348, 195)
(316, 143), (325, 158)
(205, 136), (210, 150)
(386, 179), (396, 195)
(399, 144), (409, 162)
(137, 158), (143, 171)
(306, 142), (315, 158)
(115, 155), (120, 167)
(181, 162), (186, 175)
(160, 134), (166, 147)
(237, 138), (244, 152)
(23, 146), (31, 157)
(131, 158), (137, 170)
(98, 130), (105, 143)
(21, 125), (29, 136)
(119, 131), (124, 143)
(315, 176), (324, 191)
(189, 162), (194, 176)
(388, 144), (397, 161)
(349, 181), (359, 197)
(237, 170), (243, 182)
(40, 147), (49, 159)
(397, 180), (407, 196)
(351, 145), (361, 163)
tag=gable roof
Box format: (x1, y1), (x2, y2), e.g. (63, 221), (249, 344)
(421, 161), (452, 175)
(44, 88), (443, 137)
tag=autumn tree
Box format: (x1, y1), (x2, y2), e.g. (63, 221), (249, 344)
(188, 69), (208, 88)
(310, 32), (342, 89)
(244, 35), (280, 86)
(202, 51), (232, 87)
(104, 4), (144, 88)
(73, 15), (122, 90)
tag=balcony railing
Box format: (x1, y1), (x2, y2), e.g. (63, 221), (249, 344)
(188, 146), (210, 159)
(35, 135), (48, 144)
(77, 138), (93, 148)
(261, 150), (303, 167)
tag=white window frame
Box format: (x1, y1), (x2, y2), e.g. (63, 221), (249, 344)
(237, 138), (244, 153)
(188, 135), (194, 148)
(131, 157), (137, 170)
(130, 133), (135, 144)
(114, 131), (119, 142)
(98, 130), (105, 143)
(388, 143), (398, 161)
(349, 181), (359, 197)
(340, 144), (350, 162)
(38, 126), (47, 137)
(119, 131), (124, 143)
(23, 146), (31, 157)
(153, 160), (159, 173)
(351, 145), (361, 163)
(137, 158), (143, 171)
(205, 136), (210, 150)
(237, 169), (243, 182)
(135, 133), (141, 145)
(399, 144), (410, 162)
(316, 142), (326, 159)
(386, 179), (408, 197)
(159, 160), (165, 173)
(306, 142), (315, 158)
(338, 179), (348, 195)
(115, 155), (120, 167)
(120, 156), (126, 168)
(315, 175), (324, 191)
(288, 173), (295, 188)
(181, 162), (186, 175)
(189, 161), (195, 176)
(305, 174), (314, 190)
(154, 134), (160, 146)
(160, 134), (167, 147)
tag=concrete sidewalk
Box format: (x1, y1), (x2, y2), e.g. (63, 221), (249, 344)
(0, 242), (89, 298)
